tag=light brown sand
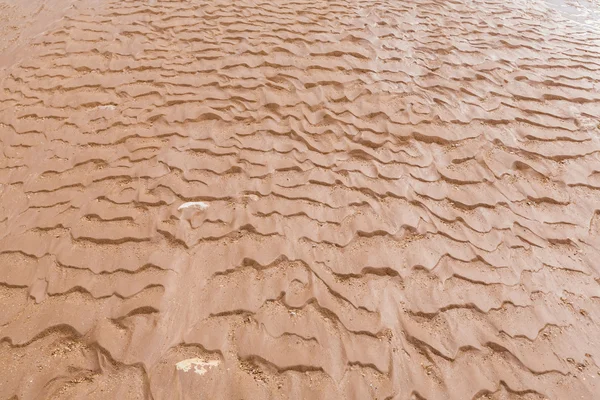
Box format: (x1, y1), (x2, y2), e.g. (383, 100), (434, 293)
(0, 0), (600, 399)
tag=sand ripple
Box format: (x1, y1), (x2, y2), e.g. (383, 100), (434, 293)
(1, 0), (600, 399)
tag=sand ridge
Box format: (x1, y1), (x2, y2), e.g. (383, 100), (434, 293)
(0, 0), (600, 399)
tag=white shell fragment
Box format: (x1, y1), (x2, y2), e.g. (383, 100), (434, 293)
(97, 105), (116, 110)
(176, 358), (221, 375)
(178, 201), (210, 211)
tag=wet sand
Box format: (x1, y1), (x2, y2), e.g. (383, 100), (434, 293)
(1, 0), (600, 399)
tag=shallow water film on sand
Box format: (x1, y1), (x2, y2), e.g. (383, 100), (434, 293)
(1, 0), (600, 399)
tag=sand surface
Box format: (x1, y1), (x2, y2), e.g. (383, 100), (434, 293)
(1, 0), (600, 399)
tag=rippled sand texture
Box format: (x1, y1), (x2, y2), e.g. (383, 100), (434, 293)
(1, 0), (600, 399)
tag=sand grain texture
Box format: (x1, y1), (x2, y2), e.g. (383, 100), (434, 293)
(1, 0), (600, 399)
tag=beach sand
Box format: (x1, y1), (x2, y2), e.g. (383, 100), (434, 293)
(1, 0), (600, 398)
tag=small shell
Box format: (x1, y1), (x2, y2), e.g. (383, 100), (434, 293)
(178, 201), (210, 211)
